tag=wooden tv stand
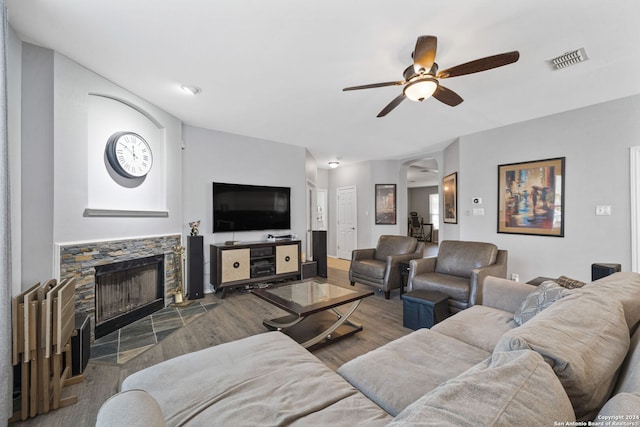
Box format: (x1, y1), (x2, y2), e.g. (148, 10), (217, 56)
(209, 240), (301, 298)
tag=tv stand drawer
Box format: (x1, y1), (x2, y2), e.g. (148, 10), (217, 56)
(220, 249), (250, 283)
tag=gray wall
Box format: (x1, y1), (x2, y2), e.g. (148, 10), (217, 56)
(455, 94), (640, 282)
(181, 125), (308, 291)
(408, 185), (438, 224)
(8, 25), (22, 295)
(328, 161), (372, 257)
(21, 44), (54, 287)
(327, 159), (406, 257)
(441, 138), (460, 242)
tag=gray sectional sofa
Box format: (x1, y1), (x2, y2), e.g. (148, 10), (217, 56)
(97, 272), (640, 426)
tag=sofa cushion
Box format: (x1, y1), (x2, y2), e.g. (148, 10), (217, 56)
(513, 281), (565, 326)
(389, 350), (576, 426)
(495, 292), (630, 420)
(597, 393), (640, 420)
(122, 332), (391, 426)
(570, 272), (640, 330)
(350, 259), (386, 279)
(337, 328), (489, 416)
(374, 235), (417, 261)
(434, 241), (497, 278)
(432, 305), (518, 352)
(96, 389), (166, 427)
(613, 325), (640, 395)
(411, 272), (470, 302)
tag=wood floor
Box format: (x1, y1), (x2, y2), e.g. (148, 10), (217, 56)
(11, 259), (410, 426)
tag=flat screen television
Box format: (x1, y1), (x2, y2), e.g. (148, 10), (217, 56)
(212, 182), (291, 232)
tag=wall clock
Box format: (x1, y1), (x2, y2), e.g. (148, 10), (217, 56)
(105, 131), (153, 179)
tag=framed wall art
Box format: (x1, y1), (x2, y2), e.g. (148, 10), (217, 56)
(375, 184), (396, 225)
(443, 172), (458, 224)
(497, 157), (565, 237)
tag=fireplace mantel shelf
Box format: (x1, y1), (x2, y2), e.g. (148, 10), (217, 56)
(83, 208), (169, 218)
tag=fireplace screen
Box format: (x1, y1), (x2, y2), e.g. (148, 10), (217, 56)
(95, 255), (164, 338)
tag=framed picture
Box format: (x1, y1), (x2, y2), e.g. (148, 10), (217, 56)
(375, 184), (396, 225)
(443, 172), (458, 224)
(497, 157), (565, 237)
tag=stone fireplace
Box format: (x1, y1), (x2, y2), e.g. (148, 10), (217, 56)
(94, 254), (165, 338)
(57, 234), (181, 341)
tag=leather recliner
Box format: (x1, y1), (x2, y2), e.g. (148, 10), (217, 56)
(350, 235), (425, 299)
(407, 240), (508, 313)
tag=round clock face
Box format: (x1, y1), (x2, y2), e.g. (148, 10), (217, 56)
(105, 131), (153, 179)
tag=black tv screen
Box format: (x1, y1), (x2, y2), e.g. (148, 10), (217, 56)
(213, 182), (291, 232)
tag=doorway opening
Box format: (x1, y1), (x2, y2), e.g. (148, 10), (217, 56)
(406, 158), (440, 244)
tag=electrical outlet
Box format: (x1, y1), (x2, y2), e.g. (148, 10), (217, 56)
(511, 273), (520, 282)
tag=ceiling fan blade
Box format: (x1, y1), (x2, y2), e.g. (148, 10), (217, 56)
(413, 35), (437, 73)
(437, 51), (520, 79)
(432, 85), (464, 106)
(377, 94), (406, 117)
(343, 81), (404, 91)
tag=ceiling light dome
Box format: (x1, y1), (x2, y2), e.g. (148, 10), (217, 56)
(181, 85), (202, 95)
(403, 77), (438, 102)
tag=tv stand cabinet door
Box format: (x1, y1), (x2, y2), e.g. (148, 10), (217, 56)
(275, 244), (300, 275)
(221, 248), (251, 283)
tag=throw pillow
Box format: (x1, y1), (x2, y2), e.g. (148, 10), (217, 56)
(513, 281), (565, 326)
(555, 275), (586, 289)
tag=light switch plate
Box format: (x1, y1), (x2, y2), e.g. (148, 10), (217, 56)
(595, 205), (612, 216)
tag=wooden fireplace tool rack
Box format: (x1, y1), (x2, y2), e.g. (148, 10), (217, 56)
(10, 277), (85, 422)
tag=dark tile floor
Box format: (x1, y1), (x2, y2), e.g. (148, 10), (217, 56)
(91, 295), (217, 364)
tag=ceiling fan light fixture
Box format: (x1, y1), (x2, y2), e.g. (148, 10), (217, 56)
(403, 78), (438, 102)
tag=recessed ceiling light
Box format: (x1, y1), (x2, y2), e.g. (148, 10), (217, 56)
(328, 161), (340, 168)
(180, 85), (202, 95)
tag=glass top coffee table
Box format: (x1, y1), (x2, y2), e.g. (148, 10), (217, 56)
(252, 280), (373, 351)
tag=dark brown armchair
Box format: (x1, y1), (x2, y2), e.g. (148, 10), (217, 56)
(349, 235), (425, 299)
(407, 240), (508, 313)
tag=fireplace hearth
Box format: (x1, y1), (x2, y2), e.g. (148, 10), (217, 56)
(95, 255), (165, 338)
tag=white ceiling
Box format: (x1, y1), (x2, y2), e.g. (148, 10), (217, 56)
(6, 1), (640, 169)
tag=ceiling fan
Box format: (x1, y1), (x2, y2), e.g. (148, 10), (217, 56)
(343, 35), (520, 117)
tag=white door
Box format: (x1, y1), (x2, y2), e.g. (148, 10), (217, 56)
(337, 186), (357, 260)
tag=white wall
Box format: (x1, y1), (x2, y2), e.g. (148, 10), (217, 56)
(181, 125), (307, 291)
(456, 94), (640, 282)
(17, 44), (183, 289)
(52, 53), (183, 246)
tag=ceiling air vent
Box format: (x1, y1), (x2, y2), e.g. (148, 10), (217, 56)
(550, 48), (589, 70)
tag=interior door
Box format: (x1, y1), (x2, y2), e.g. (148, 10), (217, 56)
(337, 186), (357, 260)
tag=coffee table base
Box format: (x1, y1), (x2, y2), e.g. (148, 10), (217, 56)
(263, 301), (364, 351)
